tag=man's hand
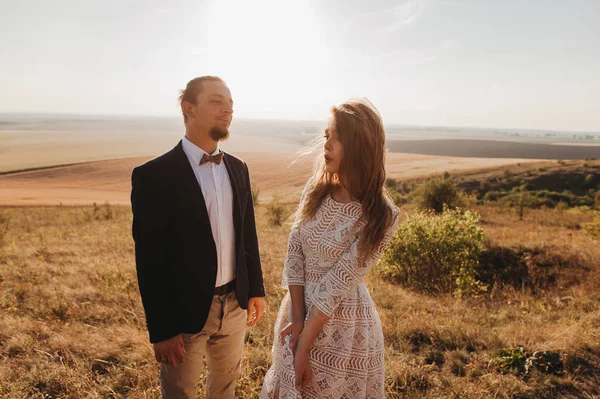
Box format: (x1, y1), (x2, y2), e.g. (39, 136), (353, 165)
(280, 319), (304, 353)
(153, 334), (186, 368)
(247, 297), (265, 327)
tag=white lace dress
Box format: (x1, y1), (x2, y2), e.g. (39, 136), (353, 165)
(260, 189), (399, 399)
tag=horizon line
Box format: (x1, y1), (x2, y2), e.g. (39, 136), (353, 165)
(0, 111), (599, 135)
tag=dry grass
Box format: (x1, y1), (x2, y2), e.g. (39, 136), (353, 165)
(0, 200), (599, 398)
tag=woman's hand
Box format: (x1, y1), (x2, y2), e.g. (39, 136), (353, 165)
(280, 319), (304, 353)
(294, 349), (312, 389)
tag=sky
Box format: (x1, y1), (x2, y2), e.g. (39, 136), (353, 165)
(1, 0), (599, 131)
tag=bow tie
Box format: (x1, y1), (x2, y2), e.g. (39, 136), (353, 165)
(200, 152), (224, 165)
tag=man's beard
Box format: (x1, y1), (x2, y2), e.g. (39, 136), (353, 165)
(209, 125), (230, 141)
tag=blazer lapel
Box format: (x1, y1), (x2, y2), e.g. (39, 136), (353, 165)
(223, 153), (243, 231)
(172, 140), (212, 232)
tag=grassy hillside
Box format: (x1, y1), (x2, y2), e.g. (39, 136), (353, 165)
(391, 159), (600, 210)
(0, 189), (598, 397)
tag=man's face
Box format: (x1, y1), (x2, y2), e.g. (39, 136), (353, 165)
(188, 81), (234, 141)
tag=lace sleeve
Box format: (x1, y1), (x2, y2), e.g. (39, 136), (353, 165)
(281, 177), (314, 288)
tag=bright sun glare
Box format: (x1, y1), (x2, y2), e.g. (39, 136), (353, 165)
(196, 0), (330, 118)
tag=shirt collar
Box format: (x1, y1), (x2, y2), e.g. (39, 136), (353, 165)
(182, 136), (221, 166)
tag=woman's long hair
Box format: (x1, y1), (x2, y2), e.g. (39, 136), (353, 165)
(298, 99), (393, 260)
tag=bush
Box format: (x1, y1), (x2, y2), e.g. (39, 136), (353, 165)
(388, 191), (409, 207)
(583, 213), (600, 238)
(497, 190), (582, 209)
(595, 191), (600, 210)
(494, 347), (528, 375)
(92, 202), (113, 220)
(266, 196), (286, 226)
(411, 175), (465, 213)
(527, 351), (564, 375)
(386, 181), (410, 207)
(400, 181), (413, 194)
(0, 214), (9, 247)
(380, 207), (485, 297)
(479, 180), (490, 194)
(385, 177), (397, 189)
(252, 187), (260, 207)
(492, 347), (564, 376)
(584, 174), (595, 187)
(555, 200), (569, 215)
(483, 190), (506, 203)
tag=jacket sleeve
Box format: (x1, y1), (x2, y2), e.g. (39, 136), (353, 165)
(131, 166), (180, 343)
(242, 162), (266, 298)
(310, 206), (399, 317)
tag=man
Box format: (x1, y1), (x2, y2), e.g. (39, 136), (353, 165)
(131, 76), (265, 398)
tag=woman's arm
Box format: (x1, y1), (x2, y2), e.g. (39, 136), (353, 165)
(293, 306), (329, 388)
(280, 178), (314, 348)
(283, 284), (306, 351)
(279, 224), (307, 350)
(289, 285), (306, 322)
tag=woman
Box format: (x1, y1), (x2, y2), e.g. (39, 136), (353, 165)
(260, 99), (399, 399)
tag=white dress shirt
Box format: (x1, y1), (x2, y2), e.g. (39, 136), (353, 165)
(182, 136), (236, 287)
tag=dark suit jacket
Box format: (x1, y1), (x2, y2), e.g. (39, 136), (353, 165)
(131, 140), (265, 343)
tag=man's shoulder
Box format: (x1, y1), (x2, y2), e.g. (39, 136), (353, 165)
(133, 141), (182, 175)
(223, 152), (248, 170)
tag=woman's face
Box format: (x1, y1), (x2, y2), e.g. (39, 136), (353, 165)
(323, 120), (344, 175)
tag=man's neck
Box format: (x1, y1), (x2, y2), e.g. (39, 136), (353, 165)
(185, 130), (218, 154)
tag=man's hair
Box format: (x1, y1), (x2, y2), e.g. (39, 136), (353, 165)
(178, 76), (225, 124)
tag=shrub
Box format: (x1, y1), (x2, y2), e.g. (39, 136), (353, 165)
(388, 191), (409, 207)
(496, 190), (578, 209)
(483, 190), (506, 203)
(400, 181), (413, 194)
(252, 187), (260, 207)
(385, 177), (397, 189)
(595, 191), (600, 210)
(584, 173), (595, 187)
(492, 347), (564, 376)
(380, 207), (485, 297)
(526, 351), (564, 375)
(0, 214), (9, 247)
(583, 213), (600, 238)
(493, 347), (528, 375)
(410, 175), (465, 213)
(92, 202), (113, 220)
(479, 180), (490, 194)
(266, 196), (285, 226)
(517, 186), (528, 220)
(386, 180), (411, 207)
(555, 200), (569, 215)
(424, 349), (445, 367)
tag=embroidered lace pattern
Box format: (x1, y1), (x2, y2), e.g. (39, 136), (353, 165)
(261, 182), (399, 399)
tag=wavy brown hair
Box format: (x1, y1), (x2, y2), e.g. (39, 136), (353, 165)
(299, 99), (393, 260)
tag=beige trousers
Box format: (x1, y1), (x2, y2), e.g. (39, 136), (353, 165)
(160, 291), (247, 399)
